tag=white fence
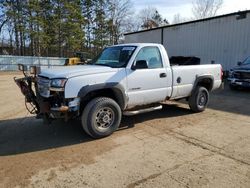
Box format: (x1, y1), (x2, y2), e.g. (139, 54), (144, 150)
(0, 55), (66, 71)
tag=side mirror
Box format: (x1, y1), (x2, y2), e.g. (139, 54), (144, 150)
(18, 64), (27, 71)
(237, 61), (242, 66)
(132, 60), (148, 70)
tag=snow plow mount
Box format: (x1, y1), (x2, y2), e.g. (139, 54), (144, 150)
(14, 64), (40, 115)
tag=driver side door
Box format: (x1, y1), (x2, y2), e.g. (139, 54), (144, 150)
(126, 46), (171, 108)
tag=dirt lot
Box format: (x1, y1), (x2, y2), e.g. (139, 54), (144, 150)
(0, 72), (250, 188)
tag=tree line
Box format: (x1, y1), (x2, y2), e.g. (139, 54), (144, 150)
(0, 0), (169, 57)
(0, 0), (223, 57)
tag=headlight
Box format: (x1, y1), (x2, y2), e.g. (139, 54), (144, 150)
(50, 78), (67, 88)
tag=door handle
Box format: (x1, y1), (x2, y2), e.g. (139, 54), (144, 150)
(159, 73), (167, 78)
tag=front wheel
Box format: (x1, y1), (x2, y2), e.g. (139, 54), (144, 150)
(81, 97), (122, 138)
(188, 86), (209, 112)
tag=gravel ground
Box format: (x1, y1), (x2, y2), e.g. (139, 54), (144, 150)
(0, 72), (249, 188)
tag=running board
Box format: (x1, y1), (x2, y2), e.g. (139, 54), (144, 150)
(123, 105), (162, 116)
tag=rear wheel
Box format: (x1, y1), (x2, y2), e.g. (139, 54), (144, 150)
(189, 86), (209, 112)
(81, 97), (121, 138)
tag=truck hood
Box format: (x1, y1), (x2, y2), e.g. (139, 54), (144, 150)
(39, 65), (117, 79)
(232, 63), (250, 71)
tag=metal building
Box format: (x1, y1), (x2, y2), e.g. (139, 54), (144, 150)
(124, 10), (250, 71)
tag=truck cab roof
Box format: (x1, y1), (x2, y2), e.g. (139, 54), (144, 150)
(112, 43), (163, 48)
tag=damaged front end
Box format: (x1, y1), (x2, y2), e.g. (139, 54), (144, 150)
(14, 64), (80, 123)
(37, 75), (80, 121)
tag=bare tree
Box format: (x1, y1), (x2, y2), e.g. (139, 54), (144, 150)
(123, 17), (141, 33)
(172, 13), (189, 24)
(192, 0), (223, 19)
(108, 0), (133, 44)
(0, 1), (7, 37)
(138, 6), (168, 30)
(138, 6), (157, 29)
(0, 16), (7, 35)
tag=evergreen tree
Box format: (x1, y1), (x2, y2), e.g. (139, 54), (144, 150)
(0, 0), (135, 56)
(92, 0), (110, 51)
(82, 0), (94, 49)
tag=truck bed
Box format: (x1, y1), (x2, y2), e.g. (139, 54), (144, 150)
(170, 64), (222, 99)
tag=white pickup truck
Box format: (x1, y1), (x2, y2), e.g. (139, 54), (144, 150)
(15, 43), (222, 138)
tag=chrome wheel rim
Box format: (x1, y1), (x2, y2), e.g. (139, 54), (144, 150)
(95, 107), (115, 131)
(198, 91), (207, 108)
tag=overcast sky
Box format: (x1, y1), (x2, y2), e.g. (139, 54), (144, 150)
(134, 0), (250, 23)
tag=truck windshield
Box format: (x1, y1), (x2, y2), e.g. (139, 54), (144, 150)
(242, 57), (250, 65)
(91, 46), (136, 68)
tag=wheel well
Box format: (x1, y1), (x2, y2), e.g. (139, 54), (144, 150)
(80, 88), (123, 113)
(196, 78), (213, 91)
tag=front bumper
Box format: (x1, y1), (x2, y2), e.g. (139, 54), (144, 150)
(50, 97), (80, 112)
(39, 95), (80, 120)
(228, 78), (250, 87)
(37, 76), (80, 119)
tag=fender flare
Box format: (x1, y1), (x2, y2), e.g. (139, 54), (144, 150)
(192, 75), (214, 92)
(77, 82), (128, 110)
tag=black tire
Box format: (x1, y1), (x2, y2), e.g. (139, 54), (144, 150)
(188, 86), (209, 112)
(81, 97), (122, 138)
(229, 84), (238, 90)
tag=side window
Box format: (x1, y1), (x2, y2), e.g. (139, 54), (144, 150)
(135, 47), (163, 69)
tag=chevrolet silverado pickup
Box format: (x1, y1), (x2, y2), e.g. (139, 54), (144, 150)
(15, 43), (223, 138)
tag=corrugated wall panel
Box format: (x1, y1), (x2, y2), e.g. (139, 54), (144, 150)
(0, 55), (66, 71)
(125, 12), (250, 70)
(125, 29), (162, 44)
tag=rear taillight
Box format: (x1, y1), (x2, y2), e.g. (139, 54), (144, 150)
(220, 65), (223, 80)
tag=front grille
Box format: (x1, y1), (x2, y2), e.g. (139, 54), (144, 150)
(37, 76), (50, 97)
(233, 71), (250, 79)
